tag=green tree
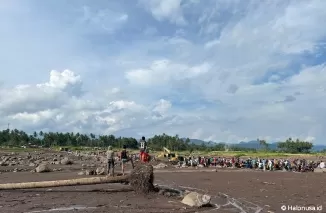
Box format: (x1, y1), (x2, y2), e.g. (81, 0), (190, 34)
(277, 138), (313, 153)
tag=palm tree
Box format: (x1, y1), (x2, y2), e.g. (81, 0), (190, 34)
(257, 139), (268, 150)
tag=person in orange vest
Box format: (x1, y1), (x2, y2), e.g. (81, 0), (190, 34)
(139, 148), (144, 162)
(141, 149), (150, 163)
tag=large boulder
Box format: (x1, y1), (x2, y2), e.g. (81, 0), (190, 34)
(35, 163), (51, 173)
(60, 157), (73, 165)
(181, 192), (211, 207)
(96, 167), (105, 175)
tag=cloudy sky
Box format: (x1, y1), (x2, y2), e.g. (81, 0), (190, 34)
(1, 0), (326, 144)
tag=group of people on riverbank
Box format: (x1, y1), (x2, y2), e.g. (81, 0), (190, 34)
(105, 135), (325, 175)
(182, 156), (325, 172)
(105, 137), (150, 176)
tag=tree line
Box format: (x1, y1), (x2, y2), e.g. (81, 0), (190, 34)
(0, 129), (315, 153)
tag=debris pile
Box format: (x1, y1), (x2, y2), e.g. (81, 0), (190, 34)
(153, 163), (168, 169)
(129, 164), (155, 194)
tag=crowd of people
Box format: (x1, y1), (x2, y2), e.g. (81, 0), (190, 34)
(180, 156), (325, 172)
(105, 136), (325, 176)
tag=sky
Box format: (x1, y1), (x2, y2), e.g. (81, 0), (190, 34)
(1, 0), (326, 144)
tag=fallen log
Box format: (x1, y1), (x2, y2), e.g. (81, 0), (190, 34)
(0, 175), (127, 190)
(0, 164), (155, 194)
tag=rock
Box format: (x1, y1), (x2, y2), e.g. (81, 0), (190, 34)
(77, 171), (85, 175)
(29, 163), (36, 167)
(0, 161), (8, 166)
(181, 192), (211, 207)
(35, 163), (51, 173)
(96, 167), (105, 175)
(85, 169), (95, 175)
(60, 157), (73, 165)
(153, 163), (168, 169)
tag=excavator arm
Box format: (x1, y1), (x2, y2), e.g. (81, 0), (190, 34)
(163, 147), (171, 154)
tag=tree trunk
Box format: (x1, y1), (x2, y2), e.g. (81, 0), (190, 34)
(0, 175), (128, 190)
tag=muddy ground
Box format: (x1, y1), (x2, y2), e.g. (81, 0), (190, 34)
(0, 151), (325, 213)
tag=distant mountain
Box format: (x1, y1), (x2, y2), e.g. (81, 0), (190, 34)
(182, 138), (326, 151)
(230, 140), (326, 151)
(312, 144), (326, 152)
(182, 138), (217, 147)
(231, 140), (279, 150)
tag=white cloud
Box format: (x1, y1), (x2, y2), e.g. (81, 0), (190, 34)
(153, 99), (172, 114)
(80, 6), (129, 33)
(125, 60), (211, 86)
(2, 0), (326, 144)
(138, 0), (186, 25)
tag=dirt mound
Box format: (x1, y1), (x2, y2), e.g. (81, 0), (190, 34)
(129, 164), (155, 194)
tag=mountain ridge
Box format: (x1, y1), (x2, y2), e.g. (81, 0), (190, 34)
(182, 138), (326, 151)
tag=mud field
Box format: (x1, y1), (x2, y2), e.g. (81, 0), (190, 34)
(0, 151), (325, 213)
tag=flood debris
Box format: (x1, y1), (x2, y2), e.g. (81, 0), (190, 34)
(0, 164), (155, 193)
(153, 163), (168, 169)
(129, 164), (155, 194)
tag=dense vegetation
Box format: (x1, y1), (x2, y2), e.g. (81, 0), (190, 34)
(0, 129), (315, 153)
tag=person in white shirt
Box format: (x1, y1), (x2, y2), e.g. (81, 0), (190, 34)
(106, 146), (115, 176)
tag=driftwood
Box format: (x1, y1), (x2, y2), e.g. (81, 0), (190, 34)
(0, 175), (127, 190)
(0, 164), (155, 194)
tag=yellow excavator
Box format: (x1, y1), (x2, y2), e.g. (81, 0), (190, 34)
(157, 147), (184, 163)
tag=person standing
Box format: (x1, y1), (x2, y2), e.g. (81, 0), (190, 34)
(106, 146), (115, 176)
(139, 136), (147, 151)
(120, 145), (134, 175)
(141, 149), (150, 163)
(139, 148), (145, 162)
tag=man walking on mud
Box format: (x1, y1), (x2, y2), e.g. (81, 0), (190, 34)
(106, 146), (115, 176)
(120, 145), (134, 175)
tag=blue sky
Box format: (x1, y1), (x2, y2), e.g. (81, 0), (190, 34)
(1, 0), (326, 144)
